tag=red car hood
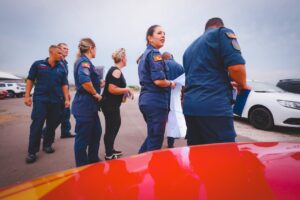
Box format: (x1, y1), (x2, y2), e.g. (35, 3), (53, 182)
(0, 142), (299, 200)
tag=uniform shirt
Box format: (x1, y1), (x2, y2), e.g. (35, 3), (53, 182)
(138, 45), (170, 109)
(27, 58), (68, 103)
(61, 60), (69, 75)
(183, 27), (245, 117)
(59, 59), (69, 96)
(102, 66), (127, 110)
(61, 59), (69, 81)
(72, 55), (100, 118)
(165, 58), (184, 81)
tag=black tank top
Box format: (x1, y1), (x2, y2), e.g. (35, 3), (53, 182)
(102, 66), (127, 110)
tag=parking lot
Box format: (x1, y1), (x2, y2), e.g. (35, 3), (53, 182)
(0, 93), (299, 188)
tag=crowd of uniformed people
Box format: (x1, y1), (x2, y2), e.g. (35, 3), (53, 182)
(24, 17), (249, 167)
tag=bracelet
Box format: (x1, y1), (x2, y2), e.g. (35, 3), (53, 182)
(169, 81), (172, 87)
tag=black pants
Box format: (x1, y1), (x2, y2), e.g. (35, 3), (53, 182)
(167, 137), (175, 148)
(103, 108), (121, 156)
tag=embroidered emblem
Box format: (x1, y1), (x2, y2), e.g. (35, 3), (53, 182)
(38, 65), (48, 69)
(232, 39), (241, 51)
(226, 32), (237, 39)
(83, 68), (90, 76)
(81, 62), (90, 68)
(153, 54), (163, 62)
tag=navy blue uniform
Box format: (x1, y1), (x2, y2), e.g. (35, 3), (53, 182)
(42, 59), (71, 140)
(138, 45), (170, 153)
(183, 27), (245, 144)
(27, 58), (68, 154)
(165, 58), (184, 81)
(60, 60), (72, 136)
(72, 55), (102, 167)
(165, 58), (184, 147)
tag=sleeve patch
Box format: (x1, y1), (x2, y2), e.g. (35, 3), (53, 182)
(226, 32), (237, 39)
(81, 62), (90, 68)
(153, 54), (163, 62)
(83, 68), (90, 75)
(232, 39), (241, 51)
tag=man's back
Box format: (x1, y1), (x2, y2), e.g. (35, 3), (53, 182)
(183, 27), (245, 117)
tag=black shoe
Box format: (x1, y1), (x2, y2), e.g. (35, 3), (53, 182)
(26, 154), (37, 164)
(105, 154), (118, 161)
(43, 146), (55, 153)
(60, 134), (75, 139)
(112, 149), (122, 156)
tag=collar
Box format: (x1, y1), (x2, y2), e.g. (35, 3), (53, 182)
(205, 27), (224, 33)
(62, 59), (68, 64)
(45, 57), (60, 68)
(147, 44), (156, 50)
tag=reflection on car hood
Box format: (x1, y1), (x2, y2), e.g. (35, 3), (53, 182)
(0, 142), (300, 200)
(254, 91), (300, 102)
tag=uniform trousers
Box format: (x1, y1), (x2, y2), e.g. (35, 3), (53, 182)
(184, 115), (236, 145)
(139, 106), (168, 153)
(28, 101), (63, 154)
(74, 114), (102, 167)
(61, 107), (71, 136)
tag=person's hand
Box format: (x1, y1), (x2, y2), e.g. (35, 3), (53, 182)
(231, 81), (238, 89)
(127, 88), (134, 100)
(68, 93), (71, 101)
(93, 93), (102, 102)
(24, 96), (32, 107)
(236, 84), (252, 94)
(170, 81), (176, 89)
(65, 100), (70, 108)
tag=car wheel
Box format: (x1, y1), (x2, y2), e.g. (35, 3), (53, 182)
(7, 91), (15, 98)
(249, 107), (274, 130)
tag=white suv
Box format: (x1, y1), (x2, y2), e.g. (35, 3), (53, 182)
(0, 82), (25, 98)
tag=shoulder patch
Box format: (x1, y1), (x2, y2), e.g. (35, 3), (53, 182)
(153, 54), (163, 62)
(226, 32), (237, 39)
(232, 39), (241, 51)
(81, 62), (90, 68)
(83, 68), (90, 76)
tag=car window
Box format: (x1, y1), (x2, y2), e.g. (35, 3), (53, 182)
(249, 82), (285, 93)
(0, 84), (5, 87)
(7, 84), (13, 86)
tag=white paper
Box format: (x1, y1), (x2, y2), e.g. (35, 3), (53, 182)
(166, 74), (187, 138)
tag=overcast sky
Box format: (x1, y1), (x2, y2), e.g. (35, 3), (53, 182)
(0, 0), (299, 85)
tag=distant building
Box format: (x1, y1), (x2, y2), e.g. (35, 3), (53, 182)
(0, 71), (24, 83)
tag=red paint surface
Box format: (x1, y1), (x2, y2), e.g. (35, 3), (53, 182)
(1, 142), (300, 200)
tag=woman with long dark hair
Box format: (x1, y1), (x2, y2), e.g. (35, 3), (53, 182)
(138, 25), (176, 153)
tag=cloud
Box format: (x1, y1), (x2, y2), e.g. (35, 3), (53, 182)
(0, 0), (299, 85)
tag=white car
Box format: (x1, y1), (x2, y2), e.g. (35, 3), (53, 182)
(0, 82), (25, 98)
(234, 81), (300, 130)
